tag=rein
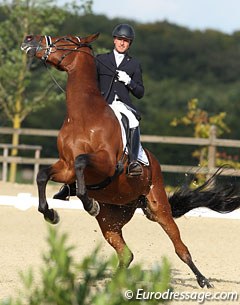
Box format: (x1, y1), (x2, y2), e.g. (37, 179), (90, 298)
(36, 35), (126, 189)
(39, 35), (95, 93)
(43, 62), (66, 93)
(38, 35), (117, 95)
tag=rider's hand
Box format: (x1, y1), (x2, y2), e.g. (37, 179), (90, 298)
(116, 70), (131, 85)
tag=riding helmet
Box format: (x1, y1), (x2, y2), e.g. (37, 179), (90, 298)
(112, 24), (135, 42)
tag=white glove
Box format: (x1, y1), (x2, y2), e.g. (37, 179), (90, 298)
(116, 70), (131, 85)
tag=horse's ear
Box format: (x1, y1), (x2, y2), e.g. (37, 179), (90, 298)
(80, 32), (100, 44)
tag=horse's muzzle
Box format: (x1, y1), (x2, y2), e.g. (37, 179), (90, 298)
(21, 35), (39, 57)
(21, 43), (36, 56)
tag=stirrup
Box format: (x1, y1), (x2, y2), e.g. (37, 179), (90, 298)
(126, 161), (143, 177)
(53, 183), (76, 201)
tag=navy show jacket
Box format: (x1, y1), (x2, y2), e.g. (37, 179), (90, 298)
(96, 51), (144, 111)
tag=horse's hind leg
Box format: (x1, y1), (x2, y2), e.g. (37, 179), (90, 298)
(96, 203), (136, 268)
(146, 169), (212, 288)
(37, 166), (59, 224)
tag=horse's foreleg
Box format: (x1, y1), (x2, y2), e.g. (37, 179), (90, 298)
(74, 154), (100, 216)
(146, 182), (212, 288)
(37, 167), (59, 224)
(96, 203), (136, 268)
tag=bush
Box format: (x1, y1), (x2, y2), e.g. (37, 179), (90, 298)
(1, 226), (171, 305)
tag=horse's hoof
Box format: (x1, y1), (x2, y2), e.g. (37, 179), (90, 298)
(197, 276), (213, 288)
(44, 209), (60, 225)
(88, 199), (100, 217)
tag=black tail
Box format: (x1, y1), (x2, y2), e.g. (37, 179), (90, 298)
(169, 167), (240, 218)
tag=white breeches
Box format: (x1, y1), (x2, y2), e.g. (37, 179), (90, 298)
(110, 100), (139, 128)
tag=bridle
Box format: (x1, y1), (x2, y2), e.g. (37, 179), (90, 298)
(34, 35), (117, 95)
(35, 35), (93, 92)
(37, 35), (93, 67)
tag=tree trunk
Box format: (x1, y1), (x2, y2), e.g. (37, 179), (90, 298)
(9, 114), (21, 183)
(9, 54), (26, 182)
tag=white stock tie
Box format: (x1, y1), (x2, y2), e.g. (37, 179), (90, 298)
(114, 49), (125, 67)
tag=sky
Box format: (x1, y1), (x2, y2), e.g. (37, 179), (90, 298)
(57, 0), (240, 34)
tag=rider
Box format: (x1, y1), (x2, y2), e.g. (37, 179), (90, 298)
(53, 23), (144, 200)
(96, 23), (144, 176)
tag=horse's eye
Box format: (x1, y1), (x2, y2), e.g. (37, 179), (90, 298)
(26, 35), (33, 42)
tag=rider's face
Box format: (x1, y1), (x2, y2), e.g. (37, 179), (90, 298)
(114, 37), (131, 53)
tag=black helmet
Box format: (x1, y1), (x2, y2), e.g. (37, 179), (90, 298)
(112, 24), (135, 41)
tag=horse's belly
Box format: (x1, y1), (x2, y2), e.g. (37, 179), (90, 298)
(89, 181), (150, 205)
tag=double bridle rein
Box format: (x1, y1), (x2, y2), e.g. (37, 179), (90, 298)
(33, 35), (117, 96)
(36, 35), (93, 92)
(34, 35), (125, 189)
(38, 35), (93, 66)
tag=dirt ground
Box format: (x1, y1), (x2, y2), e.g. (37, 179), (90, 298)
(0, 182), (240, 304)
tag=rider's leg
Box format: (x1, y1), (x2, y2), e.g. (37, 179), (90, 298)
(53, 182), (76, 200)
(126, 127), (143, 177)
(110, 101), (143, 177)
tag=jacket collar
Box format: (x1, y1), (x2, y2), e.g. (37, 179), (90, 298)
(109, 51), (131, 68)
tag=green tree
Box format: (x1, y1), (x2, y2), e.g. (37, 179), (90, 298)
(171, 98), (230, 165)
(0, 0), (91, 182)
(171, 98), (230, 139)
(170, 99), (240, 184)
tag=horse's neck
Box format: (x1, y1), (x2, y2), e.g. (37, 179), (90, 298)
(65, 57), (102, 118)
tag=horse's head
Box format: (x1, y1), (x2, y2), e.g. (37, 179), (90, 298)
(21, 33), (100, 70)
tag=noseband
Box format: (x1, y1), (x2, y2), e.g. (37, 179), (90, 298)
(40, 36), (53, 62)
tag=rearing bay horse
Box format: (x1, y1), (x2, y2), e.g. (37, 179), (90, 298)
(21, 33), (240, 288)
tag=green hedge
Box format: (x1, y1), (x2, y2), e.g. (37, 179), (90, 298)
(1, 226), (171, 305)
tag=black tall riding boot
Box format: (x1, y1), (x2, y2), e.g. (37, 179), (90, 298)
(126, 127), (143, 177)
(53, 182), (76, 200)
